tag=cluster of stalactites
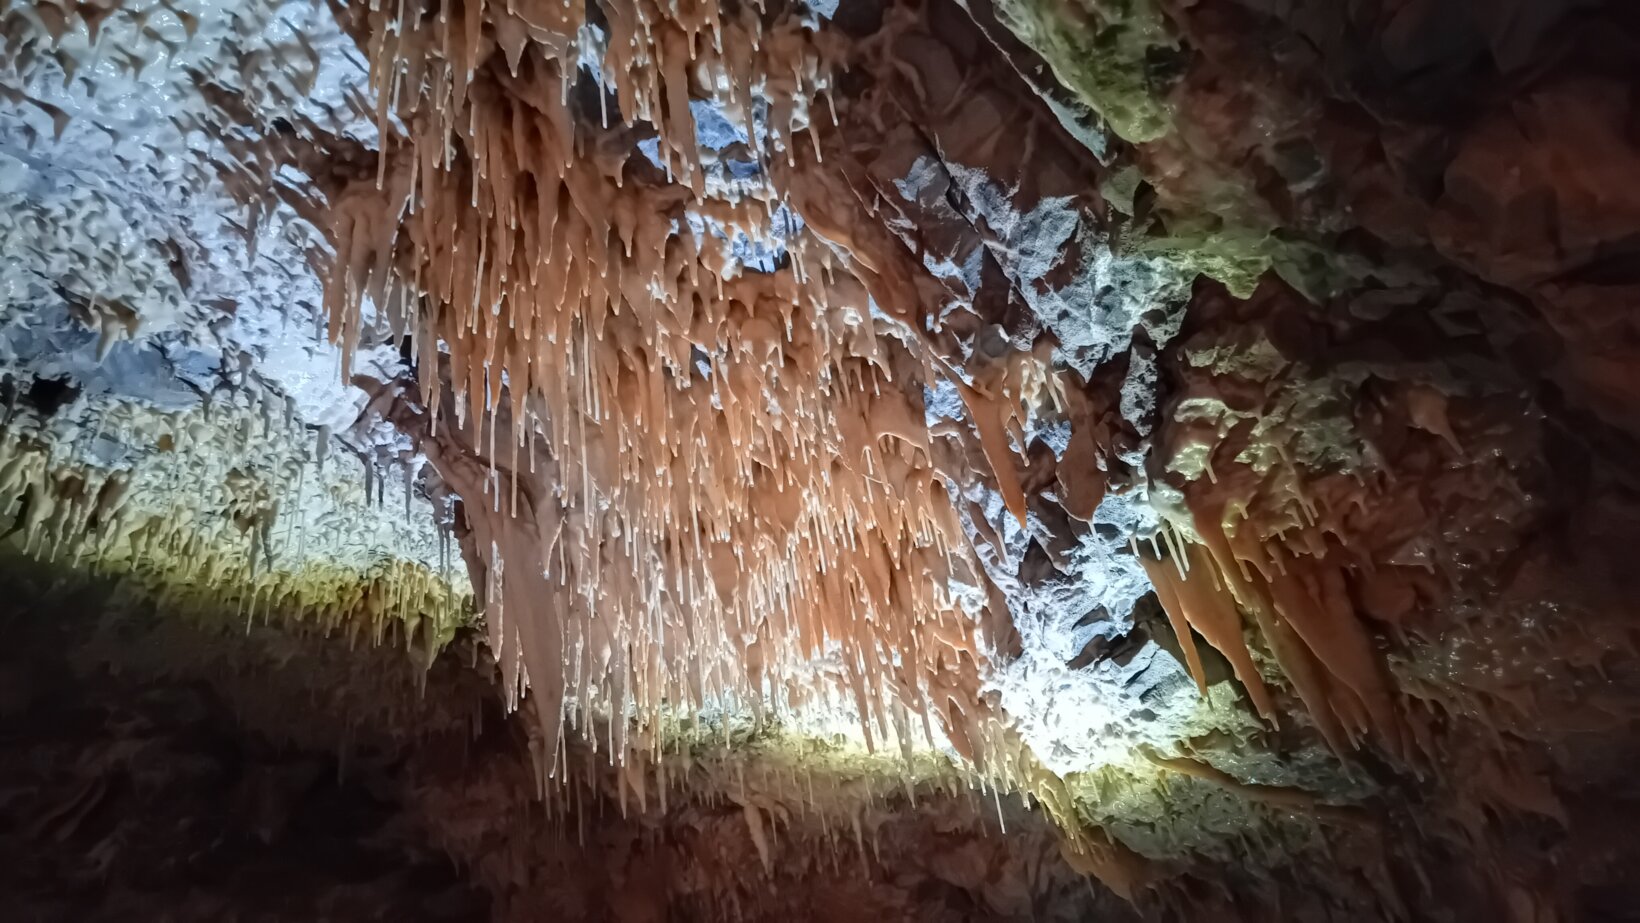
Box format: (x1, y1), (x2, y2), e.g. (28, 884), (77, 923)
(0, 425), (470, 658)
(351, 0), (838, 201)
(1137, 460), (1412, 760)
(324, 0), (989, 773)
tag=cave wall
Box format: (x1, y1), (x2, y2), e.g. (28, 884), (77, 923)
(2, 0), (1640, 920)
(0, 563), (1152, 923)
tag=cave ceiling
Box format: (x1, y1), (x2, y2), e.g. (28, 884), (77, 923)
(3, 0), (1640, 919)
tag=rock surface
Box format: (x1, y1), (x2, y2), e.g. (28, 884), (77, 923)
(2, 0), (1640, 920)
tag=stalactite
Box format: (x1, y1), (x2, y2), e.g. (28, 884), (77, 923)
(322, 0), (992, 783)
(1138, 539), (1277, 722)
(1140, 423), (1419, 758)
(0, 401), (469, 657)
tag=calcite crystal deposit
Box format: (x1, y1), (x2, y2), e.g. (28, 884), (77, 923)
(3, 0), (1640, 920)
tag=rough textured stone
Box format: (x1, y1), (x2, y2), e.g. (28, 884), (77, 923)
(4, 0), (1640, 919)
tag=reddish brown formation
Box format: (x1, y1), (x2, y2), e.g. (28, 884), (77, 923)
(9, 0), (1640, 919)
(317, 0), (1640, 914)
(318, 0), (1013, 776)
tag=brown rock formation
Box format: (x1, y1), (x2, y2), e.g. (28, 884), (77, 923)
(3, 0), (1640, 919)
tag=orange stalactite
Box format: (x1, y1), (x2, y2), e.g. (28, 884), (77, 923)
(1131, 463), (1409, 756)
(321, 0), (990, 777)
(1140, 539), (1278, 722)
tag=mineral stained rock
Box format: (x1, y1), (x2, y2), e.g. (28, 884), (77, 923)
(3, 0), (1640, 920)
